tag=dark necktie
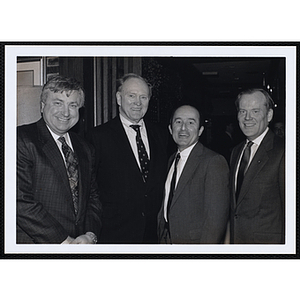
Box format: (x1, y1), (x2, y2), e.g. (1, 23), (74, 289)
(167, 153), (181, 219)
(236, 141), (254, 198)
(130, 125), (150, 182)
(58, 136), (79, 215)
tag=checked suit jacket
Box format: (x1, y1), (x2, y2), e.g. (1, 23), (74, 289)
(157, 142), (230, 244)
(229, 129), (285, 244)
(90, 115), (168, 244)
(17, 118), (102, 244)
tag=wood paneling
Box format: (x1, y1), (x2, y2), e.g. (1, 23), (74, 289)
(94, 57), (142, 126)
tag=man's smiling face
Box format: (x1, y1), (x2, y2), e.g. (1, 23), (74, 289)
(237, 91), (273, 141)
(169, 105), (204, 151)
(41, 90), (81, 135)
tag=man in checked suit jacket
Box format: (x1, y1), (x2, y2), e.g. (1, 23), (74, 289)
(157, 105), (230, 244)
(90, 74), (167, 244)
(230, 89), (285, 244)
(17, 76), (102, 244)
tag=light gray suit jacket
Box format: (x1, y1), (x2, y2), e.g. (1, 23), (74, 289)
(157, 142), (230, 244)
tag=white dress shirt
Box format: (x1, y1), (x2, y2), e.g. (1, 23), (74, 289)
(46, 125), (74, 164)
(163, 142), (198, 221)
(119, 114), (150, 170)
(234, 127), (269, 191)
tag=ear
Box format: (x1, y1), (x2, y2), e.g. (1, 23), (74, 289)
(40, 101), (45, 113)
(168, 124), (173, 135)
(116, 92), (121, 106)
(267, 109), (273, 123)
(198, 126), (204, 137)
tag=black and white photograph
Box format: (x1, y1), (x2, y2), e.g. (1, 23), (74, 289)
(4, 44), (296, 256)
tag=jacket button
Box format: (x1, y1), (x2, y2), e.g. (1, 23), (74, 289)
(234, 214), (238, 219)
(141, 212), (145, 217)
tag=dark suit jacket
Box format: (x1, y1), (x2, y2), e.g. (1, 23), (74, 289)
(17, 118), (102, 244)
(90, 116), (168, 244)
(229, 129), (285, 244)
(157, 142), (230, 244)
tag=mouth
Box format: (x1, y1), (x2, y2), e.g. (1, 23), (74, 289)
(243, 123), (256, 128)
(57, 117), (70, 123)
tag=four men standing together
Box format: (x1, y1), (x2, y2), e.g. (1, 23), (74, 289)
(16, 74), (285, 245)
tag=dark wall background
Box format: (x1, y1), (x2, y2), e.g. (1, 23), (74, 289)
(17, 56), (286, 155)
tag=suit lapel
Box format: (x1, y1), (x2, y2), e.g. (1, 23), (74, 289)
(111, 116), (145, 182)
(144, 121), (163, 186)
(231, 142), (244, 208)
(37, 119), (74, 213)
(170, 142), (203, 208)
(237, 130), (274, 205)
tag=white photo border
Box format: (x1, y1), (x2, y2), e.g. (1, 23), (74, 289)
(4, 44), (297, 255)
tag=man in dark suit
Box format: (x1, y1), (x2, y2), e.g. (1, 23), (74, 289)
(90, 73), (167, 244)
(17, 76), (102, 244)
(230, 88), (285, 244)
(157, 105), (230, 244)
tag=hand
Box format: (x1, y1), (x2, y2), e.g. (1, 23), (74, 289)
(61, 236), (75, 244)
(71, 232), (96, 244)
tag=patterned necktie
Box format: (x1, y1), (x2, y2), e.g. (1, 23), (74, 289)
(236, 141), (254, 198)
(58, 136), (79, 215)
(167, 153), (181, 219)
(130, 125), (150, 182)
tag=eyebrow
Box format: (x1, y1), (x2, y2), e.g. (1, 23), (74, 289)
(173, 118), (196, 122)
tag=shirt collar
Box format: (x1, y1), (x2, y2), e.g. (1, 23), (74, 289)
(177, 141), (198, 160)
(46, 124), (70, 143)
(119, 113), (144, 129)
(247, 127), (269, 146)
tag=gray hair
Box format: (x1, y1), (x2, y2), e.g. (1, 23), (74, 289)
(117, 73), (152, 98)
(235, 88), (274, 111)
(40, 75), (85, 107)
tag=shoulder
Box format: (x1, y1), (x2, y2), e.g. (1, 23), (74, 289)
(17, 121), (38, 135)
(196, 142), (222, 158)
(91, 117), (120, 136)
(144, 119), (169, 143)
(272, 132), (284, 150)
(70, 131), (94, 150)
(195, 142), (228, 165)
(269, 133), (285, 159)
(17, 120), (41, 142)
(260, 129), (284, 155)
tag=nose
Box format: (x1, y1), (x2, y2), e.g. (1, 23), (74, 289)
(135, 97), (142, 106)
(245, 111), (252, 120)
(61, 104), (70, 117)
(181, 122), (186, 130)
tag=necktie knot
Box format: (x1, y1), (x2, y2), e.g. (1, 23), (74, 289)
(130, 124), (141, 131)
(58, 136), (67, 146)
(175, 153), (181, 165)
(130, 125), (141, 137)
(246, 141), (254, 149)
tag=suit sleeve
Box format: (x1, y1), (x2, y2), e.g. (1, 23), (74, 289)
(84, 144), (102, 239)
(17, 133), (68, 244)
(201, 154), (230, 243)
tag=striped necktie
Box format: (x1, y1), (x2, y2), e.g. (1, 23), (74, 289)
(58, 136), (79, 215)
